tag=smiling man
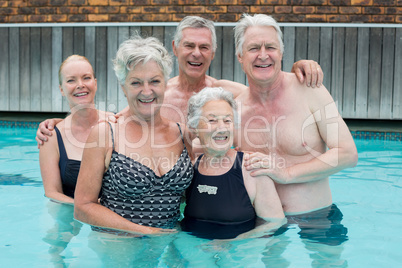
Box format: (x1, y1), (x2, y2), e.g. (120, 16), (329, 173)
(234, 13), (357, 227)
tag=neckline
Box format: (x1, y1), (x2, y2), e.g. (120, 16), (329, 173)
(196, 151), (241, 177)
(111, 147), (188, 178)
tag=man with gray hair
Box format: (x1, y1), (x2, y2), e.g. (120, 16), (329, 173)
(235, 14), (357, 229)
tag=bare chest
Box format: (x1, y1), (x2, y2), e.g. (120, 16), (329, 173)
(236, 100), (322, 159)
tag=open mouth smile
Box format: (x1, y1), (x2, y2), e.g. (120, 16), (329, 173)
(255, 64), (272, 68)
(188, 61), (202, 66)
(139, 98), (156, 103)
(73, 92), (89, 97)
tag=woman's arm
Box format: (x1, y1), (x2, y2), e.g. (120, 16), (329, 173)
(237, 167), (286, 239)
(39, 127), (74, 205)
(73, 123), (172, 235)
(36, 118), (64, 147)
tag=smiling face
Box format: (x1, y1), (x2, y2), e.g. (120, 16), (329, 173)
(59, 59), (97, 109)
(173, 27), (215, 81)
(196, 100), (234, 156)
(121, 60), (166, 121)
(237, 25), (283, 87)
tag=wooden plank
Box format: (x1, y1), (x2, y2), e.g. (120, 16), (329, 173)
(140, 26), (152, 37)
(282, 26), (295, 72)
(331, 27), (345, 112)
(73, 27), (85, 55)
(152, 26), (164, 44)
(95, 27), (107, 108)
(295, 27), (308, 62)
(164, 26), (178, 78)
(221, 26), (235, 81)
(30, 27), (41, 112)
(9, 28), (20, 111)
(307, 27), (320, 62)
(41, 27), (53, 112)
(380, 28), (394, 119)
(0, 28), (9, 111)
(355, 28), (369, 119)
(342, 27), (357, 118)
(367, 28), (382, 119)
(62, 27), (74, 111)
(52, 27), (63, 112)
(319, 27), (332, 91)
(129, 26), (141, 38)
(393, 28), (402, 119)
(117, 27), (129, 112)
(209, 26), (222, 79)
(85, 26), (96, 72)
(106, 27), (119, 114)
(19, 28), (30, 111)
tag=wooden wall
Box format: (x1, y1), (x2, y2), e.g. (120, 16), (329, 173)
(0, 23), (401, 119)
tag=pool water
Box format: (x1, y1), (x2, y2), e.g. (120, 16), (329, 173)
(1, 126), (401, 267)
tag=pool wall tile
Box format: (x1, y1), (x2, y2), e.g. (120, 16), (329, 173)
(1, 120), (401, 141)
(351, 131), (402, 141)
(0, 121), (40, 129)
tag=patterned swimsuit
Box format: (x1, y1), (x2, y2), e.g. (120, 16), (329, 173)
(99, 123), (193, 229)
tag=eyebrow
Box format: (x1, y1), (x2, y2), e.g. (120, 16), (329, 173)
(183, 41), (211, 47)
(207, 114), (233, 117)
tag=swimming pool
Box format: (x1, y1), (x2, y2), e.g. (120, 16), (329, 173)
(1, 123), (401, 267)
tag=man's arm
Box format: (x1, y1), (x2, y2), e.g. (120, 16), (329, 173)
(291, 60), (323, 88)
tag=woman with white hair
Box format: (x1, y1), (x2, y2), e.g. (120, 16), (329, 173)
(181, 87), (286, 239)
(74, 35), (194, 235)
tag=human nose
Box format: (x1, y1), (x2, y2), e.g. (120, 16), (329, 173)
(142, 82), (153, 95)
(192, 46), (201, 57)
(258, 47), (269, 60)
(76, 79), (84, 88)
(217, 120), (229, 130)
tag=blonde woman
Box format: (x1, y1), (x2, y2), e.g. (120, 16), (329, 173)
(39, 55), (109, 204)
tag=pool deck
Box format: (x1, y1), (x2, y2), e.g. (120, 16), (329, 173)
(1, 112), (402, 133)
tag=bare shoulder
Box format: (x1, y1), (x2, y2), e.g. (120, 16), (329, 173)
(213, 79), (247, 98)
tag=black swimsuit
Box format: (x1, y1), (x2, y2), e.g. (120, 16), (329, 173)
(54, 126), (80, 198)
(99, 123), (193, 229)
(182, 152), (256, 239)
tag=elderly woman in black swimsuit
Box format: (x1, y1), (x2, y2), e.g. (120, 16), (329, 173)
(181, 87), (286, 239)
(74, 35), (194, 235)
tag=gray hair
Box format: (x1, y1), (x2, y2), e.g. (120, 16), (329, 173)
(173, 16), (217, 52)
(234, 14), (284, 56)
(113, 34), (172, 85)
(187, 87), (238, 129)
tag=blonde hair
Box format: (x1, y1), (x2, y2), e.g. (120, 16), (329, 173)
(58, 55), (94, 85)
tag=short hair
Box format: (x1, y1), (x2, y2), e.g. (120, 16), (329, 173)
(187, 87), (238, 129)
(173, 16), (217, 52)
(58, 55), (94, 86)
(234, 13), (284, 56)
(113, 34), (172, 85)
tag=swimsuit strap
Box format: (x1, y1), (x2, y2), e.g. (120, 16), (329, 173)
(54, 126), (68, 160)
(107, 122), (115, 150)
(194, 154), (204, 169)
(176, 123), (185, 145)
